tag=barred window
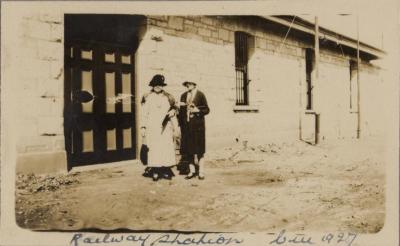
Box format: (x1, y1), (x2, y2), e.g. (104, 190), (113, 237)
(235, 31), (250, 105)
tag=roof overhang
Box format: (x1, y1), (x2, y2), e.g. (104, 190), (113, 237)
(262, 16), (385, 60)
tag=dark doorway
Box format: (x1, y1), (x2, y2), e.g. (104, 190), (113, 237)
(64, 14), (145, 169)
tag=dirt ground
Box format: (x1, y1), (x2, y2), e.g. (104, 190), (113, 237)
(15, 137), (386, 233)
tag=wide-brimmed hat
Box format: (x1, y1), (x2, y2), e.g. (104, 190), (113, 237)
(182, 81), (197, 87)
(149, 74), (167, 87)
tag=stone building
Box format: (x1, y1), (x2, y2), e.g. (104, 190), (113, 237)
(6, 13), (385, 173)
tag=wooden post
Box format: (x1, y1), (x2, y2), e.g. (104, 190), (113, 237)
(314, 16), (320, 144)
(314, 16), (320, 81)
(356, 15), (361, 139)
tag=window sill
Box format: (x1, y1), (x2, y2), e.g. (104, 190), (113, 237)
(233, 105), (259, 113)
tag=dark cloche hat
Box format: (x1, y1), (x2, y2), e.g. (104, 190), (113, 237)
(182, 81), (197, 87)
(149, 74), (167, 87)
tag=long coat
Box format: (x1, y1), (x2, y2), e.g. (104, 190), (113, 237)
(141, 91), (178, 167)
(178, 89), (210, 155)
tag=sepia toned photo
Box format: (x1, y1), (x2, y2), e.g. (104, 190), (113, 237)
(1, 2), (399, 245)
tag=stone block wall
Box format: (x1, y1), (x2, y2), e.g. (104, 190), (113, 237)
(4, 10), (67, 174)
(5, 12), (385, 173)
(140, 16), (384, 149)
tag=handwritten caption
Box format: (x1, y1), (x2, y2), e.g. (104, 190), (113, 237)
(70, 230), (357, 246)
(269, 230), (357, 246)
(71, 233), (243, 246)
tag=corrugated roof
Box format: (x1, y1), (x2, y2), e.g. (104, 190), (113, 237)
(261, 15), (385, 59)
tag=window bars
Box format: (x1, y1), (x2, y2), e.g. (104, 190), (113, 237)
(235, 32), (249, 106)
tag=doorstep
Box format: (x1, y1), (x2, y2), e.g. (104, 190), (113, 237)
(70, 159), (141, 173)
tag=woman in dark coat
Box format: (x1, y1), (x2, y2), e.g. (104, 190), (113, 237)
(178, 81), (210, 180)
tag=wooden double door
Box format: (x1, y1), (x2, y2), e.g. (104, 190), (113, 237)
(64, 40), (136, 168)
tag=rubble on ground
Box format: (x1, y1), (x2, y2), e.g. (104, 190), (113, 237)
(16, 173), (80, 193)
(14, 137), (386, 232)
(207, 141), (313, 165)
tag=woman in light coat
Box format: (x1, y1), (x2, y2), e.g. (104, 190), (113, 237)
(140, 74), (179, 181)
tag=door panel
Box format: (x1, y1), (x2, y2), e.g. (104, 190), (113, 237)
(65, 40), (136, 167)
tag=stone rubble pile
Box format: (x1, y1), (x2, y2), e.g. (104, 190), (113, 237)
(16, 173), (80, 193)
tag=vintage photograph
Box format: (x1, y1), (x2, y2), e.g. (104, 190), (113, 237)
(10, 12), (390, 234)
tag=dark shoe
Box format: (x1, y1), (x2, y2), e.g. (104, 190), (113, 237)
(142, 171), (152, 178)
(163, 174), (172, 180)
(185, 173), (196, 180)
(198, 175), (205, 180)
(152, 173), (159, 182)
(164, 167), (175, 177)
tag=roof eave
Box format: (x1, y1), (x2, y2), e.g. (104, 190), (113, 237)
(263, 16), (385, 60)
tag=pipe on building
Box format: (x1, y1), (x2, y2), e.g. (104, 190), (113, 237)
(357, 15), (361, 139)
(314, 16), (320, 144)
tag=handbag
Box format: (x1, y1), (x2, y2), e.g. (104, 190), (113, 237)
(140, 144), (149, 165)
